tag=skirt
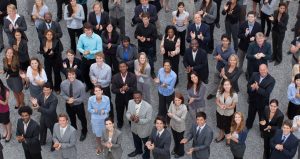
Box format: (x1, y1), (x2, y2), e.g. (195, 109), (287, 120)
(91, 116), (107, 137)
(287, 101), (300, 120)
(29, 83), (42, 98)
(7, 76), (23, 93)
(216, 112), (233, 134)
(0, 112), (10, 124)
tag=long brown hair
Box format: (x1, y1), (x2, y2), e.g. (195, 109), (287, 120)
(218, 79), (234, 97)
(200, 0), (212, 13)
(187, 71), (202, 93)
(3, 48), (19, 72)
(137, 52), (149, 74)
(230, 112), (245, 133)
(30, 57), (43, 75)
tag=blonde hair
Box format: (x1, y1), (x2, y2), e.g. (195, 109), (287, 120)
(92, 1), (103, 10)
(7, 4), (16, 11)
(255, 32), (265, 38)
(138, 52), (149, 74)
(228, 54), (239, 67)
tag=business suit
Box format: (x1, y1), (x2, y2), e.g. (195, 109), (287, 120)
(101, 129), (123, 159)
(185, 124), (213, 159)
(183, 48), (209, 83)
(36, 92), (58, 145)
(12, 38), (30, 71)
(116, 44), (138, 73)
(3, 14), (27, 46)
(111, 72), (137, 128)
(186, 23), (210, 52)
(270, 130), (299, 159)
(61, 58), (82, 81)
(126, 100), (153, 158)
(88, 11), (110, 36)
(237, 21), (261, 69)
(261, 108), (284, 159)
(148, 128), (171, 159)
(53, 123), (77, 159)
(16, 118), (42, 159)
(38, 20), (63, 40)
(132, 4), (158, 25)
(0, 0), (10, 49)
(246, 73), (275, 129)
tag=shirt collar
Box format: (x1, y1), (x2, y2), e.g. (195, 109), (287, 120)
(23, 120), (30, 126)
(198, 123), (206, 130)
(6, 14), (20, 22)
(158, 128), (165, 136)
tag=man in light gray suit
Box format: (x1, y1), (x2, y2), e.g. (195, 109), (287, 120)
(126, 90), (153, 159)
(181, 112), (213, 159)
(52, 113), (77, 159)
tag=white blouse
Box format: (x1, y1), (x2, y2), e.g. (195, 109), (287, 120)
(26, 67), (48, 86)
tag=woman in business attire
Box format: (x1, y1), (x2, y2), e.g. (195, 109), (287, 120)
(270, 2), (289, 65)
(134, 52), (151, 104)
(64, 0), (84, 53)
(215, 79), (238, 144)
(227, 112), (248, 159)
(222, 0), (241, 51)
(101, 23), (120, 74)
(1, 48), (24, 109)
(187, 71), (206, 121)
(20, 58), (47, 99)
(101, 117), (123, 159)
(12, 30), (30, 72)
(108, 0), (125, 36)
(196, 0), (217, 53)
(287, 73), (300, 120)
(88, 1), (110, 36)
(154, 60), (177, 123)
(220, 54), (242, 93)
(167, 92), (187, 158)
(172, 2), (189, 56)
(116, 36), (138, 73)
(260, 0), (277, 38)
(160, 25), (180, 84)
(260, 99), (284, 159)
(0, 79), (11, 142)
(88, 85), (111, 155)
(62, 49), (82, 81)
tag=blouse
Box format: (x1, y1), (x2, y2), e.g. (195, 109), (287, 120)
(64, 4), (85, 29)
(26, 67), (48, 86)
(88, 95), (110, 120)
(287, 83), (300, 105)
(32, 5), (49, 28)
(172, 10), (189, 32)
(216, 92), (238, 116)
(134, 59), (151, 84)
(187, 83), (206, 109)
(157, 68), (177, 96)
(168, 102), (187, 132)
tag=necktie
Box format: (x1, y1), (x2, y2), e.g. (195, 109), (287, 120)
(281, 136), (286, 143)
(196, 25), (200, 31)
(156, 132), (160, 141)
(195, 127), (201, 140)
(69, 82), (73, 97)
(47, 23), (51, 29)
(143, 6), (147, 13)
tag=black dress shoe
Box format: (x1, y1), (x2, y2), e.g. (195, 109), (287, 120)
(215, 23), (220, 28)
(214, 136), (225, 143)
(79, 133), (86, 141)
(274, 61), (280, 66)
(131, 22), (135, 27)
(126, 0), (132, 2)
(128, 151), (142, 157)
(206, 94), (215, 100)
(174, 154), (183, 158)
(0, 46), (4, 53)
(117, 124), (123, 129)
(55, 18), (61, 22)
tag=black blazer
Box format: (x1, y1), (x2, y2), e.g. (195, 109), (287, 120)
(16, 119), (41, 154)
(183, 48), (209, 83)
(247, 73), (275, 107)
(238, 21), (261, 51)
(12, 38), (30, 63)
(37, 93), (58, 126)
(111, 72), (137, 99)
(133, 4), (158, 24)
(271, 10), (289, 34)
(0, 0), (10, 25)
(41, 39), (63, 60)
(101, 30), (120, 55)
(261, 107), (284, 137)
(186, 23), (210, 51)
(148, 127), (171, 159)
(38, 21), (63, 39)
(3, 15), (27, 35)
(270, 130), (298, 159)
(61, 57), (82, 78)
(88, 11), (110, 36)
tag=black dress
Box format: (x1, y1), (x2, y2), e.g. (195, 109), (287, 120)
(163, 36), (180, 81)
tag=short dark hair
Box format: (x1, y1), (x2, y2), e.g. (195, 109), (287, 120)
(133, 90), (143, 96)
(44, 12), (52, 18)
(105, 117), (114, 123)
(141, 12), (150, 19)
(221, 34), (231, 42)
(58, 113), (69, 121)
(122, 36), (130, 43)
(67, 68), (76, 75)
(66, 49), (76, 55)
(18, 106), (33, 116)
(119, 61), (128, 67)
(269, 99), (279, 106)
(83, 22), (93, 30)
(196, 111), (207, 120)
(247, 11), (256, 17)
(42, 82), (53, 90)
(154, 116), (167, 128)
(282, 120), (292, 128)
(163, 59), (172, 67)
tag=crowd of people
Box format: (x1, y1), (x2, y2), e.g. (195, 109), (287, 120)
(0, 0), (300, 159)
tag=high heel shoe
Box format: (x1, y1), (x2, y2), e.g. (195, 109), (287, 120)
(5, 134), (11, 143)
(1, 134), (7, 139)
(214, 136), (225, 143)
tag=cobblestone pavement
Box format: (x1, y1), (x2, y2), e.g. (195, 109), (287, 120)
(0, 0), (299, 159)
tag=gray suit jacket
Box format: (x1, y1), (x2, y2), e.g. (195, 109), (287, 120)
(186, 124), (213, 159)
(101, 129), (123, 159)
(126, 100), (153, 138)
(149, 128), (171, 159)
(53, 123), (77, 159)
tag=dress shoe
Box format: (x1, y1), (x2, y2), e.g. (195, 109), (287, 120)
(131, 22), (135, 27)
(206, 94), (215, 100)
(128, 151), (142, 157)
(215, 23), (220, 28)
(274, 61), (281, 66)
(214, 136), (225, 143)
(158, 34), (163, 40)
(291, 28), (295, 32)
(117, 123), (123, 129)
(126, 0), (132, 2)
(79, 133), (87, 141)
(0, 46), (4, 53)
(55, 18), (61, 22)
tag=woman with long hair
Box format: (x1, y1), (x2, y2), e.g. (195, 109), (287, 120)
(227, 112), (248, 159)
(1, 48), (24, 109)
(88, 85), (111, 155)
(215, 79), (238, 144)
(0, 79), (11, 142)
(108, 0), (125, 36)
(186, 71), (206, 121)
(287, 73), (300, 120)
(12, 30), (30, 72)
(64, 0), (84, 53)
(134, 52), (151, 103)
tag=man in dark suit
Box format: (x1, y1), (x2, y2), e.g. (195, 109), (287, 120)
(180, 112), (213, 159)
(246, 64), (275, 130)
(183, 39), (209, 84)
(186, 13), (210, 52)
(16, 106), (42, 159)
(270, 120), (298, 159)
(30, 83), (58, 151)
(87, 9), (110, 36)
(0, 0), (10, 52)
(132, 0), (157, 26)
(111, 62), (137, 128)
(146, 116), (171, 159)
(237, 11), (261, 70)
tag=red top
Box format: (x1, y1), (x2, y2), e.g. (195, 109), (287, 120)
(0, 91), (9, 113)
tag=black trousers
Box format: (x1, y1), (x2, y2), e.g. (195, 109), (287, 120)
(115, 94), (130, 127)
(81, 58), (95, 90)
(56, 0), (68, 19)
(66, 103), (88, 134)
(263, 134), (272, 159)
(213, 0), (222, 24)
(81, 3), (88, 24)
(102, 86), (114, 118)
(104, 52), (119, 74)
(178, 30), (186, 56)
(44, 57), (62, 91)
(272, 31), (285, 63)
(234, 157), (243, 159)
(67, 28), (83, 54)
(24, 150), (42, 159)
(246, 102), (265, 129)
(158, 92), (174, 123)
(132, 132), (150, 158)
(261, 12), (272, 37)
(40, 118), (56, 145)
(171, 128), (184, 156)
(204, 22), (215, 52)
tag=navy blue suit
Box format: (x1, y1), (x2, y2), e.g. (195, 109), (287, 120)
(132, 4), (158, 24)
(270, 130), (298, 159)
(186, 23), (210, 52)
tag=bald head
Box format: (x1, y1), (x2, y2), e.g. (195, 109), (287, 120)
(259, 64), (268, 77)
